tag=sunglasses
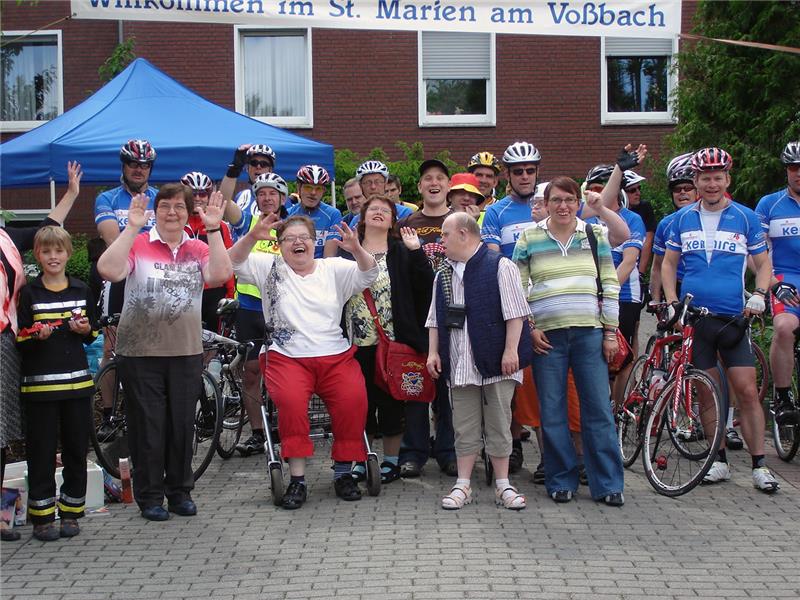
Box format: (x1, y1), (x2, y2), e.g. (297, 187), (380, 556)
(672, 184), (695, 193)
(626, 186), (641, 193)
(788, 164), (800, 173)
(192, 190), (210, 198)
(249, 160), (272, 168)
(125, 161), (152, 170)
(511, 167), (537, 176)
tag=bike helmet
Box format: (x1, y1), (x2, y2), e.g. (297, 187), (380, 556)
(467, 151), (502, 174)
(246, 144), (276, 165)
(252, 172), (288, 197)
(502, 142), (541, 165)
(180, 171), (213, 194)
(585, 164), (614, 186)
(622, 170), (646, 190)
(780, 141), (800, 165)
(120, 139), (156, 164)
(296, 164), (330, 186)
(666, 152), (695, 186)
(356, 160), (389, 181)
(691, 147), (733, 172)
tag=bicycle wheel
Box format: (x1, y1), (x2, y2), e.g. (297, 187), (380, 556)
(617, 355), (649, 467)
(642, 369), (723, 497)
(89, 362), (129, 479)
(192, 371), (222, 481)
(216, 365), (245, 459)
(772, 350), (800, 462)
(753, 342), (769, 404)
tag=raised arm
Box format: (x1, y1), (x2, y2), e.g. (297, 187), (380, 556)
(97, 193), (148, 282)
(48, 161), (83, 225)
(199, 191), (234, 287)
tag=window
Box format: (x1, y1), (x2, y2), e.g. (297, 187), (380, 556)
(601, 37), (676, 125)
(1, 30), (63, 132)
(234, 27), (312, 128)
(419, 31), (495, 127)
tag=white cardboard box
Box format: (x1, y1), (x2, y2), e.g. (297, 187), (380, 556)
(2, 459), (105, 525)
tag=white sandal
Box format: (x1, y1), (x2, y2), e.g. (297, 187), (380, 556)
(495, 485), (526, 510)
(441, 484), (472, 510)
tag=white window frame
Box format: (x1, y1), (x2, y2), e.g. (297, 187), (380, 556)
(601, 36), (677, 126)
(418, 31), (496, 128)
(233, 25), (313, 129)
(0, 29), (64, 133)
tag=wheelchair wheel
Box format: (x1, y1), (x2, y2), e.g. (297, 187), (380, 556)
(269, 463), (284, 507)
(366, 454), (381, 496)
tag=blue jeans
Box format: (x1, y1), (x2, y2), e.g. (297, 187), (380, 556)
(531, 327), (623, 498)
(399, 378), (455, 468)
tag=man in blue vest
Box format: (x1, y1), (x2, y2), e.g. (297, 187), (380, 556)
(427, 212), (532, 510)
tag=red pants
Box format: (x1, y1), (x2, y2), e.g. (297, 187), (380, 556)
(264, 347), (367, 461)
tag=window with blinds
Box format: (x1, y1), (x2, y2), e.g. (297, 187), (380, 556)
(418, 31), (495, 127)
(601, 36), (676, 125)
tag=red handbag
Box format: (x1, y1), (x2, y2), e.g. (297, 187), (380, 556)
(363, 290), (435, 403)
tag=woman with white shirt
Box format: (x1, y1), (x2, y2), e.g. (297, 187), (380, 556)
(229, 214), (378, 510)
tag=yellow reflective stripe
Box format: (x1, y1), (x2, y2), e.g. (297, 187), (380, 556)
(28, 506), (56, 516)
(57, 503), (84, 514)
(34, 311), (72, 320)
(21, 380), (94, 393)
(235, 219), (280, 300)
(16, 334), (34, 343)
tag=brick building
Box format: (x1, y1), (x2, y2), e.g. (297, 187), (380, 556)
(1, 0), (695, 234)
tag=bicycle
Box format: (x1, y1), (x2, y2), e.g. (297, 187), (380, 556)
(202, 328), (252, 459)
(638, 295), (726, 496)
(770, 326), (800, 462)
(89, 315), (223, 481)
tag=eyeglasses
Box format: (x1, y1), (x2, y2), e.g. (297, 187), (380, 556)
(125, 161), (152, 170)
(366, 206), (393, 215)
(626, 186), (641, 193)
(157, 203), (188, 213)
(672, 184), (695, 193)
(511, 167), (537, 177)
(548, 197), (579, 206)
(249, 160), (272, 168)
(280, 234), (313, 243)
(192, 191), (210, 198)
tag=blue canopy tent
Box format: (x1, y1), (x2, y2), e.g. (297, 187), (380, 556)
(0, 58), (334, 197)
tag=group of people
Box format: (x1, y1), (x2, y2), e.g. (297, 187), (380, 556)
(1, 135), (799, 541)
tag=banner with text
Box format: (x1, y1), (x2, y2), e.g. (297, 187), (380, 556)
(72, 1), (681, 37)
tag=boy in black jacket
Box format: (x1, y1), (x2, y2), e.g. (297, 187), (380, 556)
(17, 226), (98, 541)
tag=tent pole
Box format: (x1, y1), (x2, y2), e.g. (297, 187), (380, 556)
(50, 178), (56, 209)
(330, 179), (336, 208)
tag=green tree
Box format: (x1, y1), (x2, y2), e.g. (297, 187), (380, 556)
(669, 1), (800, 205)
(98, 36), (136, 83)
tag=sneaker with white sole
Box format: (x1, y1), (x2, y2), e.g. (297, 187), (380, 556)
(702, 460), (731, 484)
(752, 467), (779, 494)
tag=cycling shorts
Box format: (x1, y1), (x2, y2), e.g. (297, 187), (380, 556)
(770, 273), (800, 320)
(691, 315), (755, 371)
(235, 308), (266, 362)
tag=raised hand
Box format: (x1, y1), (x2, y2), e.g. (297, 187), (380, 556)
(400, 226), (421, 250)
(250, 211), (280, 241)
(198, 190), (225, 230)
(464, 204), (481, 220)
(67, 161), (83, 197)
(127, 194), (150, 230)
(332, 221), (362, 254)
(585, 190), (601, 208)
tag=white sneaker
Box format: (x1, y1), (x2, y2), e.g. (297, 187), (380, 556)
(752, 467), (780, 493)
(702, 461), (731, 484)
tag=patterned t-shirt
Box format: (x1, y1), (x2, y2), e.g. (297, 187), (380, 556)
(345, 253), (394, 347)
(116, 229), (209, 357)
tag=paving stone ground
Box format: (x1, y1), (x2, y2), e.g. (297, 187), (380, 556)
(2, 315), (799, 599)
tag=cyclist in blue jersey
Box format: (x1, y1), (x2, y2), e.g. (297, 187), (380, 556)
(756, 141), (800, 426)
(349, 161), (413, 228)
(219, 144), (276, 226)
(223, 172), (289, 455)
(650, 153), (697, 303)
(287, 165), (342, 258)
(662, 147), (779, 493)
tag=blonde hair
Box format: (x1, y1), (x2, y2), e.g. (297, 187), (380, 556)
(33, 226), (73, 257)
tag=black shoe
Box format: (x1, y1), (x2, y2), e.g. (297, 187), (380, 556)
(59, 519), (80, 538)
(550, 490), (573, 503)
(400, 461), (421, 478)
(509, 444), (524, 474)
(1, 528), (21, 541)
(141, 505), (169, 521)
(440, 461), (458, 477)
(236, 433), (265, 456)
(774, 399), (799, 426)
(578, 464), (588, 486)
(168, 500), (197, 516)
(32, 523), (59, 541)
(725, 428), (744, 450)
(380, 461), (401, 484)
(334, 474), (362, 501)
(601, 492), (625, 507)
(532, 463), (545, 485)
(281, 481), (307, 510)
